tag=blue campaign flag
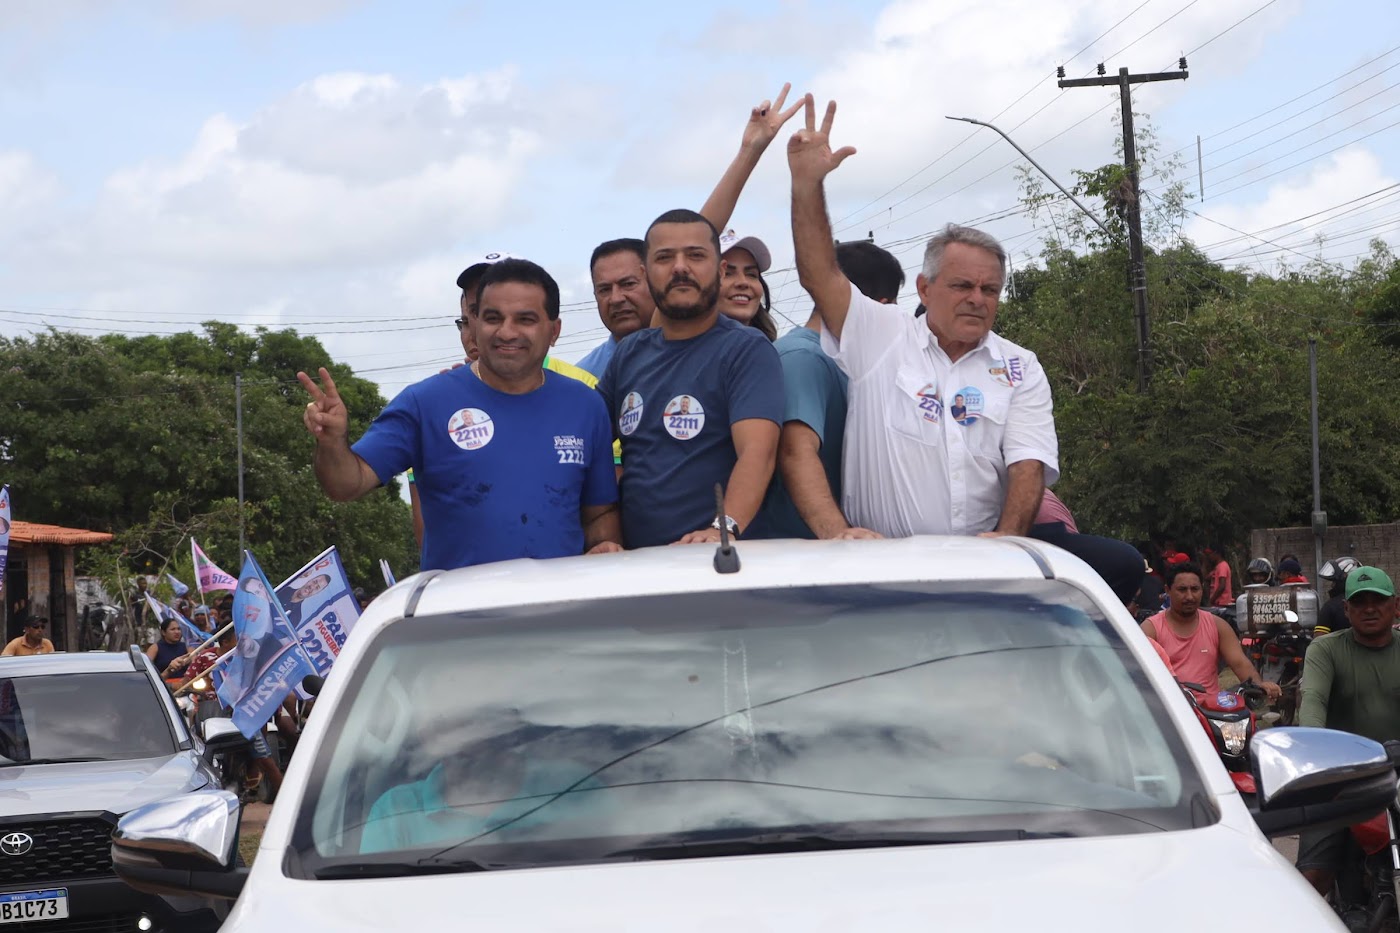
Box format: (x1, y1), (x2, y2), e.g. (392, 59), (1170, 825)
(216, 551), (317, 740)
(275, 546), (362, 678)
(165, 573), (190, 598)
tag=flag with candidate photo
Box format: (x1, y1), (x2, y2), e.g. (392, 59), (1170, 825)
(276, 546), (361, 678)
(192, 539), (237, 593)
(217, 551), (317, 740)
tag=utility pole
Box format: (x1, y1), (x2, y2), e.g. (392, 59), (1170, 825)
(235, 372), (245, 557)
(1309, 339), (1326, 580)
(1058, 61), (1188, 392)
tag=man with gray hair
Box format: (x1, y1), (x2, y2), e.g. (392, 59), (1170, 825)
(787, 97), (1056, 541)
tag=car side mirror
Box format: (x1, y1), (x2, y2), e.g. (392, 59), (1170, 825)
(201, 717), (250, 756)
(111, 789), (248, 900)
(1250, 727), (1397, 837)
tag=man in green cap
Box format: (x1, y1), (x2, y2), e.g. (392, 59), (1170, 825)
(1295, 565), (1400, 906)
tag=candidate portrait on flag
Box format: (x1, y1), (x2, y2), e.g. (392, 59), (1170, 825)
(217, 553), (316, 740)
(276, 547), (361, 677)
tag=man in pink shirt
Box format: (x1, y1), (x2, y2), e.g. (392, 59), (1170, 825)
(1141, 562), (1280, 698)
(1202, 547), (1234, 608)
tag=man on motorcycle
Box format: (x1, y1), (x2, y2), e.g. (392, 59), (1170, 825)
(1296, 566), (1400, 904)
(1245, 557), (1274, 587)
(1140, 562), (1281, 699)
(1314, 556), (1361, 636)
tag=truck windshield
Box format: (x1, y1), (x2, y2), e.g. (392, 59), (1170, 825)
(293, 581), (1206, 875)
(0, 672), (178, 764)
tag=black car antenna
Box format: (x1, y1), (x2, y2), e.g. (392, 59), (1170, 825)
(712, 482), (740, 575)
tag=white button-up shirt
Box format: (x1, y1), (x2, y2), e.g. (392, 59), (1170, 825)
(821, 290), (1059, 537)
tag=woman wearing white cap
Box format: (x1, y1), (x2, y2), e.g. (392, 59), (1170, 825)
(717, 230), (778, 342)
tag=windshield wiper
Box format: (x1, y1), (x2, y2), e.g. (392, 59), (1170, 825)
(314, 858), (490, 879)
(0, 756), (107, 767)
(607, 828), (1069, 860)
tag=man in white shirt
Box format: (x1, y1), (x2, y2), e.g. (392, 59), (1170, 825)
(786, 97), (1140, 601)
(788, 97), (1055, 539)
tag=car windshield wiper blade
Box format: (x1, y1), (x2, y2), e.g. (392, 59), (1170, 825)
(0, 756), (108, 767)
(608, 828), (1068, 860)
(313, 858), (490, 879)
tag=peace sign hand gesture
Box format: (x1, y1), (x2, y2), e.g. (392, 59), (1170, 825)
(297, 366), (349, 445)
(740, 82), (805, 154)
(787, 95), (857, 186)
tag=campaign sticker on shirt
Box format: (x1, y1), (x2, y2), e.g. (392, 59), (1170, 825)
(446, 407), (494, 450)
(663, 395), (706, 440)
(916, 383), (942, 424)
(949, 387), (984, 426)
(619, 392), (644, 437)
(988, 357), (1025, 388)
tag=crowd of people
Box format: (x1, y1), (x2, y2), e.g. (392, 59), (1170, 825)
(296, 87), (1143, 601)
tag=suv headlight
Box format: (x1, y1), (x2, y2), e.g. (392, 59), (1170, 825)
(1218, 718), (1250, 756)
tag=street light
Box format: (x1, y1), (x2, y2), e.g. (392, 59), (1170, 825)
(944, 115), (1113, 238)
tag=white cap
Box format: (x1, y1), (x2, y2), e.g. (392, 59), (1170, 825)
(456, 251), (518, 289)
(718, 230), (772, 273)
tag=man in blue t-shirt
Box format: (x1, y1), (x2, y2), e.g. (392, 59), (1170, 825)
(577, 238), (653, 379)
(598, 209), (783, 549)
(299, 259), (622, 571)
(760, 241), (903, 539)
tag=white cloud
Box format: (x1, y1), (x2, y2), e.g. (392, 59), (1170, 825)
(1182, 147), (1399, 269)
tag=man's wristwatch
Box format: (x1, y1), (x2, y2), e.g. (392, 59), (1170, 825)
(711, 515), (741, 536)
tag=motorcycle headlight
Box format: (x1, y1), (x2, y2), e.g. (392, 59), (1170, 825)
(1218, 718), (1250, 756)
(191, 677), (210, 693)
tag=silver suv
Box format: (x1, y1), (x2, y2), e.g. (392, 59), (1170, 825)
(0, 647), (239, 931)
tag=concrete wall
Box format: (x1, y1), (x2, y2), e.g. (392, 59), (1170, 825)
(1249, 522), (1400, 583)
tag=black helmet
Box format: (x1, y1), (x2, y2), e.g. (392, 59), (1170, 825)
(1318, 556), (1360, 585)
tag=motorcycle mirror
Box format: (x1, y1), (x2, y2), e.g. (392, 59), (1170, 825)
(301, 675), (325, 697)
(1282, 609), (1299, 624)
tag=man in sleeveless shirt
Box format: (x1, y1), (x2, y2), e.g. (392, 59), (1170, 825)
(1141, 562), (1279, 699)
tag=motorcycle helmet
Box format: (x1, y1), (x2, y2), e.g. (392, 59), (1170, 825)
(1245, 557), (1274, 585)
(1318, 555), (1360, 585)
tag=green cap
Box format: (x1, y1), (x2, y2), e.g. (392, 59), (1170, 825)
(1346, 566), (1395, 600)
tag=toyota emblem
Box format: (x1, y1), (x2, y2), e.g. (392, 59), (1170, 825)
(0, 833), (32, 856)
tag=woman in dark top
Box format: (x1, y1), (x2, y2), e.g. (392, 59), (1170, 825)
(146, 618), (191, 679)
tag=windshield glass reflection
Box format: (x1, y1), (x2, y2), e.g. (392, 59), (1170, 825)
(298, 582), (1200, 872)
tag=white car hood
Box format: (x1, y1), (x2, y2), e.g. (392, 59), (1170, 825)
(226, 821), (1341, 932)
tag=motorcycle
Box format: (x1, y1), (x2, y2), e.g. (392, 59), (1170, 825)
(1240, 608), (1311, 725)
(1333, 741), (1400, 933)
(1179, 680), (1267, 800)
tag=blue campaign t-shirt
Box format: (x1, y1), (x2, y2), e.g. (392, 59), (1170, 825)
(757, 326), (849, 539)
(576, 337), (619, 379)
(598, 314), (783, 548)
(352, 368), (618, 571)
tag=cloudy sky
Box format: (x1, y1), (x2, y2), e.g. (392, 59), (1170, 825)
(1, 0), (1397, 401)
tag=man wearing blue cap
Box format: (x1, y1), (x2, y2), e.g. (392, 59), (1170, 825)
(1296, 565), (1400, 904)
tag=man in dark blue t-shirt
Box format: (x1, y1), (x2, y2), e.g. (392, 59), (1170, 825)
(300, 259), (621, 571)
(598, 208), (783, 549)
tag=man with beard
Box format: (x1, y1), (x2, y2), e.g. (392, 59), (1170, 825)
(598, 209), (783, 548)
(301, 259), (622, 570)
(1296, 566), (1400, 914)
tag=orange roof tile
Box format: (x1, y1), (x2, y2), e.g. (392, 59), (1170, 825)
(7, 521), (113, 547)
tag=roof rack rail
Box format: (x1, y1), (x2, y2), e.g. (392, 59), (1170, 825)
(127, 645), (146, 672)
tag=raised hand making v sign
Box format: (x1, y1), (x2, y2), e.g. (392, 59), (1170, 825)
(300, 258), (622, 571)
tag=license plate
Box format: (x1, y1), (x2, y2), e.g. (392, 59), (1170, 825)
(0, 889), (68, 923)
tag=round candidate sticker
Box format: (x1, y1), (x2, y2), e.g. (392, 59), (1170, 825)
(619, 392), (644, 437)
(916, 384), (942, 424)
(949, 387), (984, 426)
(447, 407), (494, 450)
(663, 395), (706, 440)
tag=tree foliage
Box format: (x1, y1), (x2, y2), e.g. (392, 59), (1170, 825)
(0, 324), (417, 591)
(1002, 111), (1400, 562)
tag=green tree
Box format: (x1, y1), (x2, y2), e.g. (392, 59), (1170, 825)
(0, 325), (418, 590)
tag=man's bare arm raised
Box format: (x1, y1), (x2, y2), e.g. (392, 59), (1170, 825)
(788, 96), (858, 340)
(299, 367), (381, 502)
